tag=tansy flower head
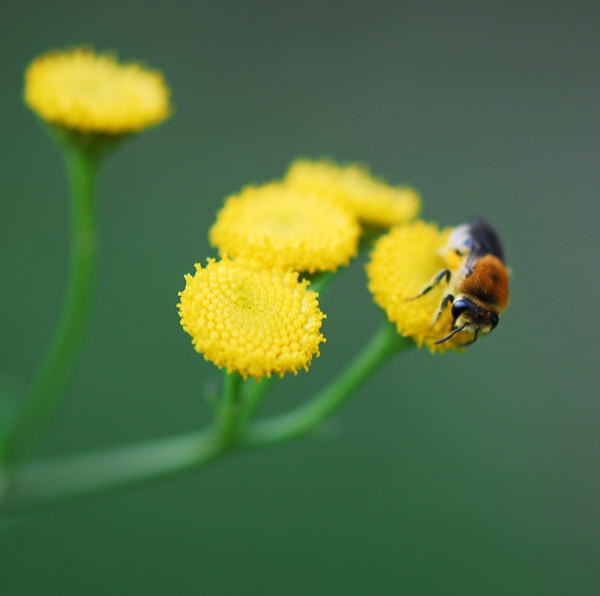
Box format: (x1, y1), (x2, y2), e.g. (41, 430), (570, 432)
(367, 221), (467, 353)
(209, 183), (360, 273)
(285, 159), (420, 227)
(178, 259), (326, 379)
(24, 47), (171, 135)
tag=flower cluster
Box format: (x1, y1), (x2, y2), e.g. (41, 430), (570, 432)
(23, 45), (474, 371)
(7, 45), (512, 511)
(179, 158), (421, 378)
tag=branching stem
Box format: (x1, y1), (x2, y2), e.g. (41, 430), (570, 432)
(241, 323), (412, 447)
(0, 324), (412, 511)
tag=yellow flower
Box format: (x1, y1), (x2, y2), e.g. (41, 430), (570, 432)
(209, 183), (360, 273)
(366, 221), (467, 353)
(178, 259), (326, 379)
(24, 47), (171, 134)
(285, 159), (420, 227)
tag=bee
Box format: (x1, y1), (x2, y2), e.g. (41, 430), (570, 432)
(409, 218), (510, 346)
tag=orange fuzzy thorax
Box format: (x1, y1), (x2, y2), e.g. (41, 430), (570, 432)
(458, 255), (509, 311)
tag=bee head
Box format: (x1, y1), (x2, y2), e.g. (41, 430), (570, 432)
(451, 297), (499, 336)
(433, 296), (500, 346)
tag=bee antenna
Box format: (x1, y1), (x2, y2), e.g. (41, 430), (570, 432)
(434, 323), (468, 345)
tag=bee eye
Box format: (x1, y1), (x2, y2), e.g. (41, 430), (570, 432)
(490, 312), (499, 329)
(451, 299), (471, 320)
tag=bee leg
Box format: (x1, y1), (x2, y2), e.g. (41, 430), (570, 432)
(458, 328), (479, 347)
(433, 293), (454, 324)
(405, 269), (451, 301)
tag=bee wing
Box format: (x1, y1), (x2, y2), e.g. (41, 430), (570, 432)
(467, 217), (505, 262)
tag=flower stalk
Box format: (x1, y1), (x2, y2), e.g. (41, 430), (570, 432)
(241, 377), (277, 422)
(3, 147), (99, 467)
(217, 372), (244, 448)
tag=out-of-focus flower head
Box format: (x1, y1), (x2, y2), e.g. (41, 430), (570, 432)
(285, 158), (420, 228)
(24, 47), (171, 136)
(209, 183), (360, 273)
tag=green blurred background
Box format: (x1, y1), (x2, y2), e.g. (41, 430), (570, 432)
(1, 0), (599, 594)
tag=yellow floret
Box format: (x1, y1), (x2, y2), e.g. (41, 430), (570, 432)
(178, 259), (326, 379)
(209, 183), (360, 273)
(366, 221), (467, 353)
(24, 47), (171, 134)
(285, 159), (420, 227)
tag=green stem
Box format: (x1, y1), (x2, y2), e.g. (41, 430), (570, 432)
(308, 271), (335, 294)
(2, 430), (216, 510)
(242, 377), (277, 422)
(241, 323), (413, 447)
(3, 148), (99, 466)
(1, 373), (246, 510)
(218, 372), (243, 447)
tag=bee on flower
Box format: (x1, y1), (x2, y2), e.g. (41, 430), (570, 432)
(406, 218), (509, 346)
(367, 219), (510, 352)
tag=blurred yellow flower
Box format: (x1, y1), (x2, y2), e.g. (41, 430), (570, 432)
(285, 159), (420, 227)
(366, 221), (467, 353)
(178, 259), (326, 379)
(24, 47), (171, 134)
(209, 183), (360, 273)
